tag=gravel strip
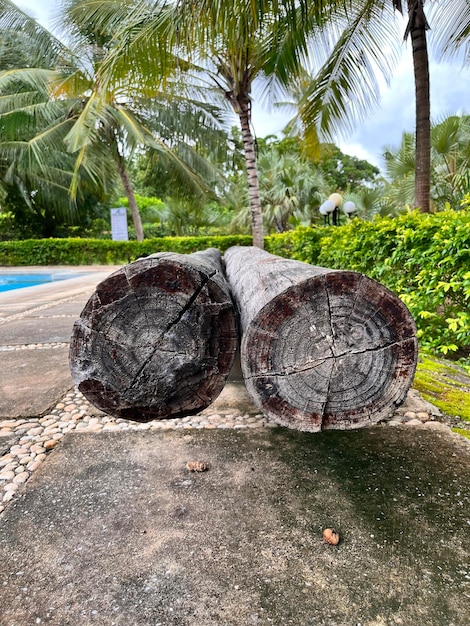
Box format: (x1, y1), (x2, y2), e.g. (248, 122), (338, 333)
(0, 387), (455, 516)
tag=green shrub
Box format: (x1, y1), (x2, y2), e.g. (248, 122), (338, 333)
(0, 235), (254, 266)
(266, 226), (323, 263)
(297, 210), (470, 359)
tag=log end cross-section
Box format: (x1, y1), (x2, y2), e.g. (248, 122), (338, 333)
(225, 247), (418, 433)
(69, 250), (237, 421)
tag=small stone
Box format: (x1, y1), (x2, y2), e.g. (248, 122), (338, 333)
(403, 411), (417, 420)
(416, 412), (430, 422)
(30, 444), (46, 454)
(43, 426), (60, 434)
(3, 490), (16, 502)
(3, 482), (19, 492)
(26, 427), (43, 437)
(10, 446), (29, 456)
(44, 440), (59, 450)
(209, 414), (222, 423)
(423, 421), (450, 432)
(1, 462), (18, 473)
(18, 456), (33, 465)
(0, 471), (16, 481)
(0, 455), (15, 466)
(39, 412), (57, 424)
(13, 471), (29, 484)
(27, 460), (43, 472)
(404, 418), (424, 427)
(82, 424), (103, 433)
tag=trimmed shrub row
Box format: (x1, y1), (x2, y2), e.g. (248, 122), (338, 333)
(0, 235), (254, 266)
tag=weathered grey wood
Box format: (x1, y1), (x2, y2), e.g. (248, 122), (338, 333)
(224, 246), (418, 432)
(69, 248), (237, 421)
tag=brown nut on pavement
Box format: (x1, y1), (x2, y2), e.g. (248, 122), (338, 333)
(186, 461), (208, 472)
(322, 528), (340, 545)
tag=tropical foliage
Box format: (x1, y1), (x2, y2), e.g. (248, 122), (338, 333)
(382, 115), (470, 212)
(281, 210), (470, 360)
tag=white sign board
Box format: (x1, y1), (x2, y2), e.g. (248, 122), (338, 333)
(110, 207), (129, 241)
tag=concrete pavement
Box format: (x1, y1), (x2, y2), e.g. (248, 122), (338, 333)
(0, 266), (120, 417)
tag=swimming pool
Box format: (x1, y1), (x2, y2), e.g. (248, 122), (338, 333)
(0, 272), (85, 293)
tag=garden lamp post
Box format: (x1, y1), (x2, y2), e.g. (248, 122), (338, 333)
(319, 199), (336, 225)
(328, 193), (343, 225)
(319, 193), (343, 225)
(343, 200), (357, 218)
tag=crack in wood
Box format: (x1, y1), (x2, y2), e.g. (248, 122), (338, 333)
(128, 269), (217, 391)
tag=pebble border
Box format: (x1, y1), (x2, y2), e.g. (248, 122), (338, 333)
(0, 388), (456, 517)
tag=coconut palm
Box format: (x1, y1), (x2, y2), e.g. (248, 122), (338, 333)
(73, 0), (332, 248)
(0, 0), (228, 240)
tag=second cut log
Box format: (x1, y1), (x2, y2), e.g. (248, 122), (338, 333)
(224, 246), (418, 432)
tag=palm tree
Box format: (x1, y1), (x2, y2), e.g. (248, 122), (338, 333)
(75, 0), (330, 248)
(393, 1), (430, 213)
(293, 0), (469, 214)
(0, 0), (228, 241)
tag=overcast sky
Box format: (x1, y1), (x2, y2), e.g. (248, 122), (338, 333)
(17, 0), (470, 169)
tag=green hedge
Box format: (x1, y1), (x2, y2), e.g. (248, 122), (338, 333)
(0, 235), (254, 266)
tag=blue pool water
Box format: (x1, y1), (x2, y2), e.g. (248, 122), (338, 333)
(0, 272), (84, 293)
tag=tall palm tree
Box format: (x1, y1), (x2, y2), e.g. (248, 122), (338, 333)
(393, 1), (430, 212)
(77, 0), (329, 248)
(295, 0), (466, 214)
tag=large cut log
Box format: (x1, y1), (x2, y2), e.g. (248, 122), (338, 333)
(69, 248), (237, 421)
(224, 246), (418, 432)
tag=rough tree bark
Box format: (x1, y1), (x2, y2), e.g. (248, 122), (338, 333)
(69, 249), (237, 421)
(224, 246), (418, 432)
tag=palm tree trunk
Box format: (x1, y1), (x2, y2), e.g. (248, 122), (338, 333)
(116, 152), (145, 242)
(237, 97), (264, 249)
(409, 0), (431, 213)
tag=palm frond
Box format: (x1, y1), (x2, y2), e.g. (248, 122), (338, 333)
(299, 1), (402, 142)
(0, 0), (68, 66)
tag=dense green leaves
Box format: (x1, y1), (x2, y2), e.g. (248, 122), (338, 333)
(283, 210), (470, 359)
